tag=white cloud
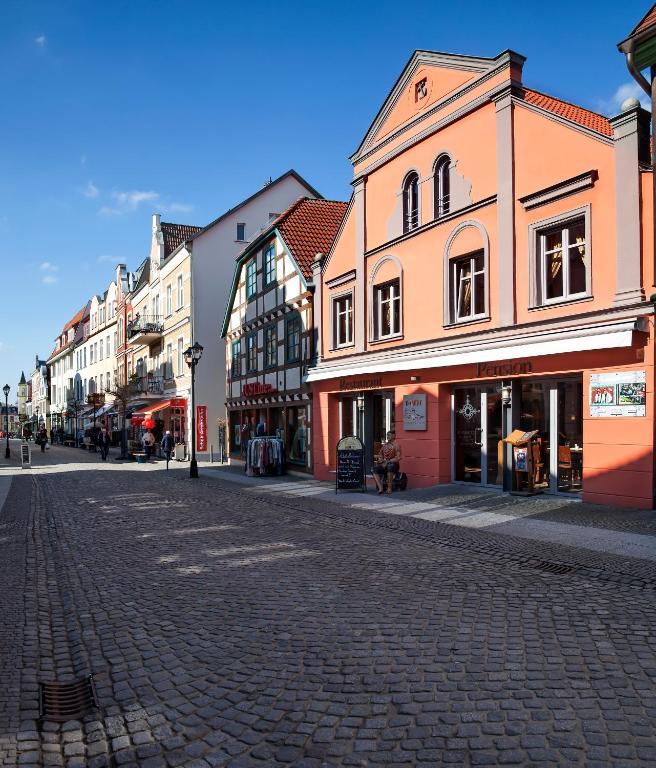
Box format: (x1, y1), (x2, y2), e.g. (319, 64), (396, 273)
(99, 189), (159, 215)
(599, 81), (651, 114)
(39, 261), (59, 272)
(162, 201), (194, 214)
(42, 274), (58, 285)
(34, 34), (46, 47)
(83, 181), (99, 198)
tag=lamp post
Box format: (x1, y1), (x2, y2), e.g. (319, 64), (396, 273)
(35, 405), (40, 438)
(183, 341), (203, 479)
(3, 384), (9, 459)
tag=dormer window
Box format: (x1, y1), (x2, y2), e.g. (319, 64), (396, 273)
(402, 172), (419, 233)
(434, 155), (450, 218)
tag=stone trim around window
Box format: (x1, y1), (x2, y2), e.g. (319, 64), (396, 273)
(528, 204), (592, 310)
(443, 220), (490, 327)
(329, 288), (355, 351)
(368, 255), (404, 343)
(519, 170), (598, 211)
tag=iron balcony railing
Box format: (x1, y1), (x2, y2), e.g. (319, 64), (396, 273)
(130, 376), (164, 395)
(127, 314), (164, 340)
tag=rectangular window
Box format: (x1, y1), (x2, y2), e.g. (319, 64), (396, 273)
(177, 338), (184, 375)
(333, 294), (353, 348)
(247, 332), (258, 372)
(246, 259), (257, 299)
(264, 325), (277, 368)
(90, 346), (94, 365)
(263, 244), (276, 286)
(537, 217), (587, 305)
(373, 279), (401, 339)
(177, 275), (184, 309)
(106, 335), (110, 356)
(236, 222), (246, 241)
(451, 252), (486, 322)
(231, 340), (240, 377)
(286, 314), (301, 363)
(166, 284), (172, 316)
(166, 344), (173, 379)
(99, 339), (104, 360)
(114, 331), (118, 350)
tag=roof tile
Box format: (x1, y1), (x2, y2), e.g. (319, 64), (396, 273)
(522, 88), (613, 137)
(161, 222), (202, 258)
(630, 4), (656, 37)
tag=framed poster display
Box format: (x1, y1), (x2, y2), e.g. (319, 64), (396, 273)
(403, 394), (427, 431)
(589, 371), (646, 417)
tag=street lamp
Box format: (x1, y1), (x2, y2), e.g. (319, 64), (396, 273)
(35, 405), (40, 437)
(3, 384), (9, 459)
(183, 341), (203, 478)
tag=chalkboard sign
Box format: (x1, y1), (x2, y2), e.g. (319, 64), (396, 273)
(20, 443), (31, 469)
(336, 435), (366, 493)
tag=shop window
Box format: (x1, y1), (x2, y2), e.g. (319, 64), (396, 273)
(286, 314), (301, 363)
(434, 154), (450, 218)
(402, 172), (419, 233)
(373, 278), (401, 339)
(534, 215), (589, 306)
(264, 325), (278, 368)
(246, 259), (257, 300)
(263, 244), (276, 286)
(450, 251), (486, 323)
(333, 293), (353, 348)
(231, 340), (240, 377)
(247, 332), (257, 372)
(287, 406), (307, 465)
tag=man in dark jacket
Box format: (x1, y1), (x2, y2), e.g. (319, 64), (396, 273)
(161, 430), (174, 470)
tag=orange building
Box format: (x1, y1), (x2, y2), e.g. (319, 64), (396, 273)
(308, 47), (655, 508)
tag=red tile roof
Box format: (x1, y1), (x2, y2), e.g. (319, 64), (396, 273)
(161, 222), (202, 258)
(63, 305), (86, 333)
(522, 88), (613, 137)
(630, 4), (656, 37)
(274, 198), (348, 279)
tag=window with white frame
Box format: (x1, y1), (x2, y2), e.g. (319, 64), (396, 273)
(247, 332), (257, 371)
(402, 172), (419, 233)
(263, 244), (276, 286)
(177, 275), (184, 310)
(246, 259), (257, 299)
(90, 345), (94, 365)
(373, 279), (401, 339)
(333, 293), (353, 348)
(264, 325), (277, 368)
(434, 154), (450, 218)
(177, 338), (184, 375)
(106, 335), (110, 356)
(231, 340), (240, 377)
(166, 284), (172, 316)
(535, 216), (588, 305)
(450, 251), (486, 323)
(286, 314), (301, 363)
(166, 344), (173, 379)
(99, 339), (104, 360)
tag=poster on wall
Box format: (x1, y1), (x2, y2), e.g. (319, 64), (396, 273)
(196, 405), (208, 450)
(403, 394), (427, 430)
(589, 371), (646, 417)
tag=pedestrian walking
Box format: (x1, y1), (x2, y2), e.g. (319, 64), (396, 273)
(38, 427), (48, 453)
(97, 427), (110, 461)
(161, 430), (174, 470)
(142, 429), (155, 461)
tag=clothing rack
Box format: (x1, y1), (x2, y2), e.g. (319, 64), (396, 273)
(245, 437), (285, 476)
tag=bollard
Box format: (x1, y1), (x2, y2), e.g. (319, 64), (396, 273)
(210, 444), (214, 463)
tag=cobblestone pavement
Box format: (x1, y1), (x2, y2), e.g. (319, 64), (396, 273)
(2, 446), (656, 766)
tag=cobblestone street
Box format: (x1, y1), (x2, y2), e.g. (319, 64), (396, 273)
(1, 445), (656, 767)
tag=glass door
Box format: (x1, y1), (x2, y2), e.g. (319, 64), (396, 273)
(454, 388), (483, 483)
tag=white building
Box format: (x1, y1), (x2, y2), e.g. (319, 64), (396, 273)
(48, 305), (86, 435)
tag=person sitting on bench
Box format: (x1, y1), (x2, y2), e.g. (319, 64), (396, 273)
(373, 430), (401, 494)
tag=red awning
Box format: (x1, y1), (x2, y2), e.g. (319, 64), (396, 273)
(130, 398), (186, 421)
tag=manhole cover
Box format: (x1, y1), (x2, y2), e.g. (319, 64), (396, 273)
(39, 676), (98, 723)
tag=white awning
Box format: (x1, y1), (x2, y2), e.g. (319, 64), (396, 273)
(305, 318), (638, 383)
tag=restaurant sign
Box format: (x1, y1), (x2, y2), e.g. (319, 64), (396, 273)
(476, 361), (532, 378)
(339, 377), (382, 391)
(196, 405), (208, 451)
(403, 394), (427, 430)
(589, 370), (646, 417)
(242, 383), (278, 397)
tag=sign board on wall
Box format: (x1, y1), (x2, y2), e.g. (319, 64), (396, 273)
(196, 405), (208, 451)
(403, 394), (427, 430)
(589, 371), (646, 417)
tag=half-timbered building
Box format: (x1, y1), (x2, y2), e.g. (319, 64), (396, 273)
(222, 197), (347, 471)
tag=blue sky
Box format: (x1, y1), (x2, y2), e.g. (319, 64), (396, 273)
(0, 0), (648, 398)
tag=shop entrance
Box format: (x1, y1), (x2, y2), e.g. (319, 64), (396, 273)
(339, 391), (395, 467)
(453, 386), (503, 485)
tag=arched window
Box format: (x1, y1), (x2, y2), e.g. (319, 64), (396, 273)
(434, 154), (450, 218)
(402, 172), (419, 233)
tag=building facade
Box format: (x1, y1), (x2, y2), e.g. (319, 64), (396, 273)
(222, 198), (347, 471)
(308, 48), (655, 508)
(48, 306), (85, 435)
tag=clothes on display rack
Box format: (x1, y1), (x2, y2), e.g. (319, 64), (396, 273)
(245, 437), (285, 476)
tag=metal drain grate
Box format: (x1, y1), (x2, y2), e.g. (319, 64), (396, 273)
(39, 675), (98, 723)
(529, 559), (577, 575)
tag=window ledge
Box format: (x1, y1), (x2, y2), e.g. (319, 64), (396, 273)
(369, 334), (404, 346)
(528, 295), (593, 312)
(329, 343), (356, 352)
(443, 315), (491, 330)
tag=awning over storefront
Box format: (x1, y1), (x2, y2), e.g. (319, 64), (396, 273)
(306, 317), (642, 383)
(130, 398), (186, 422)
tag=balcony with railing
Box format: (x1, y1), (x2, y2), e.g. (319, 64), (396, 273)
(129, 374), (164, 397)
(127, 314), (164, 345)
